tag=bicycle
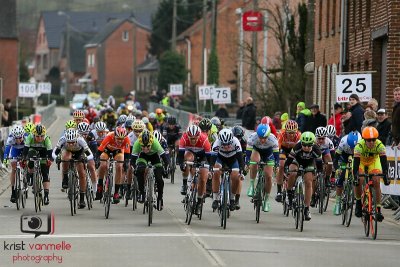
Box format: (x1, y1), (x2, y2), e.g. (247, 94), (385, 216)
(289, 167), (306, 232)
(249, 161), (267, 223)
(30, 156), (46, 213)
(282, 170), (289, 217)
(59, 159), (82, 216)
(125, 165), (139, 211)
(11, 157), (27, 210)
(85, 165), (94, 210)
(340, 155), (354, 227)
(358, 167), (385, 240)
(168, 145), (176, 184)
(184, 161), (208, 225)
(213, 166), (233, 229)
(315, 172), (325, 214)
(142, 163), (157, 226)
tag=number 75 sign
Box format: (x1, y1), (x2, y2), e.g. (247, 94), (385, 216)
(335, 74), (372, 103)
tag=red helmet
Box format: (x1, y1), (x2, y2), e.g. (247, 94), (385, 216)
(261, 116), (272, 125)
(114, 126), (127, 139)
(187, 125), (201, 138)
(285, 120), (298, 132)
(73, 110), (85, 119)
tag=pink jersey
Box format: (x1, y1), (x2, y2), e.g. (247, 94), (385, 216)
(179, 132), (211, 154)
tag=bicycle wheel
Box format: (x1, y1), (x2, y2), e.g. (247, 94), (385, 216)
(20, 170), (27, 209)
(148, 178), (154, 226)
(341, 188), (347, 225)
(34, 173), (40, 213)
(104, 174), (113, 219)
(68, 171), (75, 216)
(298, 182), (304, 232)
(222, 181), (228, 229)
(15, 170), (21, 210)
(294, 193), (299, 229)
(198, 197), (204, 220)
(370, 188), (378, 240)
(86, 178), (93, 210)
(362, 190), (370, 237)
(323, 181), (330, 212)
(170, 150), (175, 184)
(187, 189), (196, 225)
(318, 175), (325, 214)
(345, 183), (354, 227)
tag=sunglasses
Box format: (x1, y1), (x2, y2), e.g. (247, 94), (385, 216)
(67, 141), (76, 145)
(143, 145), (151, 148)
(301, 143), (313, 147)
(35, 135), (45, 138)
(15, 136), (23, 140)
(134, 130), (143, 133)
(365, 138), (376, 142)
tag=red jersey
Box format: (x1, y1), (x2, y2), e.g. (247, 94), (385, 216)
(179, 132), (211, 154)
(98, 132), (131, 154)
(278, 130), (301, 149)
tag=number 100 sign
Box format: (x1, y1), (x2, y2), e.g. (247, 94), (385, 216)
(335, 74), (372, 103)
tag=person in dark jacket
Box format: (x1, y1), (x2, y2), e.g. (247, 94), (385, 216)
(376, 109), (391, 145)
(305, 104), (327, 133)
(391, 87), (400, 147)
(236, 101), (245, 119)
(343, 93), (364, 134)
(215, 104), (229, 118)
(242, 97), (257, 130)
(295, 101), (311, 133)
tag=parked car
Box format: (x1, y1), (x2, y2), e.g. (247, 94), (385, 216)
(69, 94), (98, 114)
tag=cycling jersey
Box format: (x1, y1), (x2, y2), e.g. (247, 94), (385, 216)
(98, 133), (131, 154)
(161, 124), (182, 145)
(246, 132), (279, 165)
(23, 134), (52, 159)
(131, 138), (165, 158)
(91, 129), (109, 145)
(285, 143), (323, 171)
(316, 137), (334, 156)
(4, 134), (25, 159)
(278, 130), (301, 153)
(178, 132), (211, 164)
(354, 139), (385, 165)
(336, 135), (354, 156)
(211, 137), (244, 170)
(52, 136), (93, 160)
(208, 124), (218, 144)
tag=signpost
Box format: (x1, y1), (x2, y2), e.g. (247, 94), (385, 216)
(212, 87), (231, 104)
(242, 11), (263, 32)
(18, 83), (37, 98)
(198, 85), (214, 100)
(335, 73), (372, 103)
(169, 84), (183, 96)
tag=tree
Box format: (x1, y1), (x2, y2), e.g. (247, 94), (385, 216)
(207, 48), (219, 85)
(157, 50), (187, 90)
(19, 61), (30, 82)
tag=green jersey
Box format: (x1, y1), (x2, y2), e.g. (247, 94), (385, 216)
(132, 138), (165, 156)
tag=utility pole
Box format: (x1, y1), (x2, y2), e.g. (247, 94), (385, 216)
(201, 0), (207, 85)
(66, 15), (70, 101)
(250, 0), (258, 97)
(171, 0), (177, 51)
(304, 0), (315, 105)
(132, 16), (137, 92)
(211, 0), (217, 49)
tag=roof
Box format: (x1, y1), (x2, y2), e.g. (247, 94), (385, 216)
(0, 0), (17, 39)
(42, 11), (152, 49)
(137, 57), (159, 72)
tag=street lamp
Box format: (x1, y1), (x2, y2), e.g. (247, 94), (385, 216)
(235, 8), (243, 103)
(58, 11), (70, 100)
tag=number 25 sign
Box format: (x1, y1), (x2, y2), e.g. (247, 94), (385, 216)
(335, 74), (372, 103)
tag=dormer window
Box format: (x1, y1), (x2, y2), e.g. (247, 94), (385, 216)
(122, 31), (129, 42)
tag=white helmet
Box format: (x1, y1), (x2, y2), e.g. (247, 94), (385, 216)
(218, 129), (233, 144)
(126, 114), (135, 122)
(149, 112), (156, 119)
(12, 125), (24, 138)
(65, 129), (78, 142)
(153, 130), (163, 143)
(187, 125), (201, 138)
(315, 127), (327, 137)
(210, 116), (221, 126)
(77, 122), (90, 134)
(326, 125), (336, 137)
(95, 121), (107, 131)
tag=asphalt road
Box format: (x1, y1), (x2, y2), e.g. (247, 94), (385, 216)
(0, 107), (398, 267)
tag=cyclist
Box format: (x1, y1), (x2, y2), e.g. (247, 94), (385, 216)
(101, 107), (118, 130)
(116, 114), (127, 127)
(211, 129), (245, 212)
(92, 121), (109, 147)
(231, 125), (247, 209)
(148, 112), (157, 130)
(260, 116), (278, 136)
(177, 125), (212, 205)
(353, 126), (390, 221)
(155, 108), (166, 126)
(332, 131), (360, 215)
(3, 125), (25, 203)
(246, 124), (279, 212)
(276, 120), (301, 202)
(284, 132), (323, 221)
(199, 118), (217, 196)
(161, 116), (182, 154)
(97, 126), (130, 203)
(53, 129), (94, 208)
(326, 125), (340, 148)
(142, 117), (154, 132)
(22, 124), (53, 205)
(131, 130), (169, 210)
(23, 122), (35, 136)
(117, 103), (130, 116)
(72, 110), (85, 125)
(210, 117), (222, 133)
(85, 107), (98, 124)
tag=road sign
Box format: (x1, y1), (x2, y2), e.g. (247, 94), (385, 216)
(38, 82), (52, 94)
(169, 84), (183, 95)
(212, 87), (231, 104)
(243, 11), (263, 32)
(18, 83), (36, 98)
(198, 85), (214, 100)
(335, 74), (372, 103)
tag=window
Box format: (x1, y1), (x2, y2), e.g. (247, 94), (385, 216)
(332, 0), (336, 35)
(43, 54), (48, 70)
(331, 64), (338, 105)
(87, 54), (95, 67)
(122, 31), (129, 42)
(318, 0), (322, 39)
(326, 0), (330, 37)
(325, 65), (331, 113)
(91, 54), (95, 66)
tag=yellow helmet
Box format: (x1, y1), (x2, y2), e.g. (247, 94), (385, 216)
(24, 122), (35, 134)
(33, 124), (46, 136)
(65, 119), (77, 129)
(138, 130), (153, 146)
(132, 119), (145, 131)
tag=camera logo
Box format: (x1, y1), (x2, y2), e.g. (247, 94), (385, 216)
(20, 212), (54, 238)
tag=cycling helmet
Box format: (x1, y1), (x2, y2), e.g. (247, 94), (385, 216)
(167, 116), (177, 125)
(95, 121), (107, 132)
(118, 114), (127, 124)
(260, 116), (272, 125)
(142, 117), (149, 124)
(187, 125), (201, 138)
(33, 124), (46, 136)
(65, 119), (77, 129)
(149, 112), (156, 119)
(199, 118), (212, 131)
(315, 127), (327, 137)
(24, 122), (35, 134)
(72, 110), (85, 119)
(218, 129), (234, 145)
(133, 119), (145, 131)
(65, 129), (78, 142)
(232, 125), (244, 138)
(139, 130), (153, 146)
(125, 120), (133, 129)
(114, 126), (127, 139)
(83, 118), (90, 124)
(285, 120), (298, 132)
(126, 114), (135, 122)
(362, 126), (379, 139)
(326, 125), (336, 137)
(300, 132), (316, 145)
(12, 125), (24, 138)
(93, 117), (100, 124)
(120, 103), (126, 108)
(106, 107), (113, 113)
(256, 124), (270, 138)
(77, 122), (90, 134)
(210, 117), (221, 126)
(153, 130), (163, 143)
(155, 108), (163, 114)
(347, 131), (360, 148)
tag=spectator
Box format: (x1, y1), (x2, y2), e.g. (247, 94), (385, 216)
(328, 103), (343, 136)
(376, 109), (391, 145)
(391, 87), (400, 148)
(4, 99), (14, 126)
(295, 102), (311, 133)
(0, 103), (8, 127)
(361, 110), (378, 131)
(281, 112), (289, 129)
(215, 104), (229, 118)
(107, 95), (115, 108)
(236, 101), (245, 119)
(242, 97), (257, 130)
(150, 90), (160, 103)
(273, 111), (282, 130)
(367, 98), (379, 112)
(343, 93), (364, 134)
(305, 104), (327, 133)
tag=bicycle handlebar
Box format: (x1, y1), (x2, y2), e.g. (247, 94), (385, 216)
(99, 158), (125, 163)
(185, 161), (210, 169)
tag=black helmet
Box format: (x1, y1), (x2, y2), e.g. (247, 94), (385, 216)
(167, 116), (177, 125)
(199, 118), (212, 131)
(232, 125), (244, 138)
(125, 120), (133, 129)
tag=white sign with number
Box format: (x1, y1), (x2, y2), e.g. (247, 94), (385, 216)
(169, 84), (183, 95)
(335, 74), (372, 103)
(212, 87), (231, 104)
(198, 85), (214, 100)
(18, 83), (37, 98)
(38, 82), (52, 94)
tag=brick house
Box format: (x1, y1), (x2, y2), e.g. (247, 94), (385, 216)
(85, 18), (151, 97)
(137, 57), (158, 93)
(0, 0), (18, 103)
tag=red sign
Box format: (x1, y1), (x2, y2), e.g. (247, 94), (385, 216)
(243, 11), (263, 32)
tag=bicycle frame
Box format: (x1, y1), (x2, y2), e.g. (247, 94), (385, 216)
(30, 157), (45, 213)
(185, 161), (208, 225)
